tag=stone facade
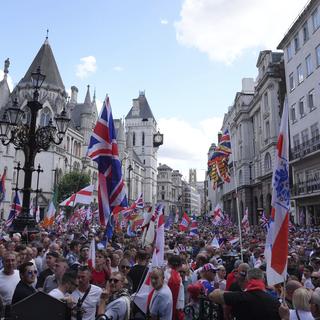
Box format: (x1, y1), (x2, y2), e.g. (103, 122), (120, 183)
(278, 0), (320, 225)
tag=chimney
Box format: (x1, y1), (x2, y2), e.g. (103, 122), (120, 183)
(241, 78), (254, 93)
(70, 86), (78, 104)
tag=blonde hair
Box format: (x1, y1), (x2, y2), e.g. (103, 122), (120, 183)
(293, 287), (312, 311)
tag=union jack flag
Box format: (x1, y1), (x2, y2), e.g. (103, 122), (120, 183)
(6, 193), (22, 228)
(121, 193), (144, 219)
(259, 211), (269, 232)
(87, 96), (128, 237)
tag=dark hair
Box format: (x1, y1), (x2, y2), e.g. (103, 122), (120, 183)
(304, 265), (314, 273)
(61, 271), (77, 285)
(15, 244), (26, 253)
(47, 251), (60, 259)
(18, 262), (34, 274)
(168, 255), (182, 268)
(78, 265), (91, 273)
(70, 240), (80, 250)
(136, 250), (149, 261)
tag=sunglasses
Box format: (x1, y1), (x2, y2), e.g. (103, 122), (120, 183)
(27, 270), (37, 276)
(109, 278), (121, 283)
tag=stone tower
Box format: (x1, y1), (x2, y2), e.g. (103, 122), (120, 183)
(189, 169), (197, 187)
(125, 91), (158, 205)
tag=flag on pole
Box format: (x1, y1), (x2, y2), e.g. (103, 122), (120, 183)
(0, 168), (6, 203)
(43, 201), (56, 227)
(59, 185), (94, 207)
(241, 208), (250, 233)
(87, 96), (127, 238)
(178, 212), (191, 232)
(265, 99), (289, 286)
(88, 238), (96, 269)
(5, 193), (21, 227)
(155, 211), (165, 267)
(260, 211), (269, 232)
(211, 236), (220, 248)
(212, 204), (224, 225)
(164, 211), (175, 230)
(189, 215), (198, 236)
(143, 204), (163, 246)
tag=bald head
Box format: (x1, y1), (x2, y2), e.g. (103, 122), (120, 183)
(286, 280), (303, 300)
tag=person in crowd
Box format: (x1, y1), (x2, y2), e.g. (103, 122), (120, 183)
(49, 271), (78, 300)
(215, 265), (227, 290)
(279, 287), (314, 320)
(71, 265), (102, 320)
(12, 262), (37, 304)
(128, 250), (149, 293)
(197, 263), (217, 295)
(119, 258), (133, 293)
(229, 263), (250, 292)
(209, 268), (281, 320)
(311, 272), (320, 292)
(0, 252), (20, 305)
(285, 280), (303, 309)
(110, 253), (120, 273)
(303, 265), (315, 290)
(147, 267), (173, 320)
(310, 290), (320, 319)
(91, 250), (111, 288)
(97, 271), (131, 320)
(165, 255), (185, 320)
(180, 263), (192, 303)
(79, 245), (90, 266)
(66, 240), (81, 268)
(225, 259), (242, 290)
(36, 251), (59, 289)
(43, 257), (69, 293)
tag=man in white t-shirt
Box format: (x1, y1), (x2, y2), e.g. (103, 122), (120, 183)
(0, 252), (20, 305)
(49, 271), (78, 301)
(71, 266), (102, 320)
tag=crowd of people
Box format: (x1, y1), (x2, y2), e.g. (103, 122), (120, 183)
(0, 216), (319, 320)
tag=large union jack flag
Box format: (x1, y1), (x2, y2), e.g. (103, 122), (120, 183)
(87, 96), (128, 235)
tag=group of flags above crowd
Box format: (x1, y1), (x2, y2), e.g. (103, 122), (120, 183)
(208, 129), (232, 189)
(0, 94), (291, 288)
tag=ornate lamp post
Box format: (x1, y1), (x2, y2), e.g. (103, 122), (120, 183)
(0, 67), (70, 234)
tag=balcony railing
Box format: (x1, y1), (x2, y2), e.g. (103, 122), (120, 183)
(291, 179), (320, 196)
(291, 135), (320, 160)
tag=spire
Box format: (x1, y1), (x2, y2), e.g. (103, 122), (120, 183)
(19, 40), (65, 91)
(93, 87), (96, 103)
(84, 85), (91, 104)
(45, 29), (49, 44)
(3, 58), (9, 80)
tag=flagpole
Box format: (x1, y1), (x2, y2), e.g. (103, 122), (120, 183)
(228, 123), (244, 261)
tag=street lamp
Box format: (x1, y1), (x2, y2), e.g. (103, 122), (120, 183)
(0, 66), (70, 235)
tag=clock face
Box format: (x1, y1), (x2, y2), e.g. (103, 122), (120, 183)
(154, 134), (163, 143)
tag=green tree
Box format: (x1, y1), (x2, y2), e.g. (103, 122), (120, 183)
(57, 171), (90, 204)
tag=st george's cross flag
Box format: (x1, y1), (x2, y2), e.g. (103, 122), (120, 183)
(265, 99), (290, 286)
(59, 185), (94, 207)
(179, 212), (191, 232)
(212, 204), (224, 226)
(87, 96), (128, 234)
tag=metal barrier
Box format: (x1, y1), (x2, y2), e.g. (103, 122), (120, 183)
(184, 296), (222, 320)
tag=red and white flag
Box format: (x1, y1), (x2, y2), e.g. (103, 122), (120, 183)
(178, 212), (191, 232)
(265, 99), (289, 286)
(59, 185), (94, 207)
(241, 208), (250, 233)
(155, 212), (165, 267)
(212, 204), (224, 225)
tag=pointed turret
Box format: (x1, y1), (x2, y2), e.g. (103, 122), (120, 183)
(19, 39), (65, 92)
(0, 58), (11, 110)
(84, 85), (91, 105)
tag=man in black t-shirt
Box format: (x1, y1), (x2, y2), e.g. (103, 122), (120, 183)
(209, 268), (281, 320)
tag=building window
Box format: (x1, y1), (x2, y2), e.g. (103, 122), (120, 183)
(308, 90), (315, 110)
(305, 54), (313, 76)
(299, 98), (305, 117)
(301, 129), (309, 145)
(291, 104), (296, 122)
(289, 73), (295, 91)
(142, 132), (145, 146)
(264, 153), (272, 171)
(294, 34), (300, 53)
(287, 43), (293, 60)
(311, 123), (319, 139)
(264, 92), (269, 112)
(162, 186), (165, 190)
(293, 134), (300, 149)
(238, 170), (243, 185)
(316, 45), (320, 67)
(40, 107), (52, 127)
(312, 8), (320, 31)
(161, 194), (165, 200)
(265, 121), (270, 140)
(297, 64), (304, 84)
(132, 132), (136, 146)
(303, 22), (309, 42)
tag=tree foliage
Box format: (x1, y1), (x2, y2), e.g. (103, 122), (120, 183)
(56, 171), (90, 204)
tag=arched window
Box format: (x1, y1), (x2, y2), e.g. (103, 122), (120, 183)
(142, 132), (145, 146)
(133, 132), (136, 146)
(40, 107), (52, 127)
(264, 152), (272, 171)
